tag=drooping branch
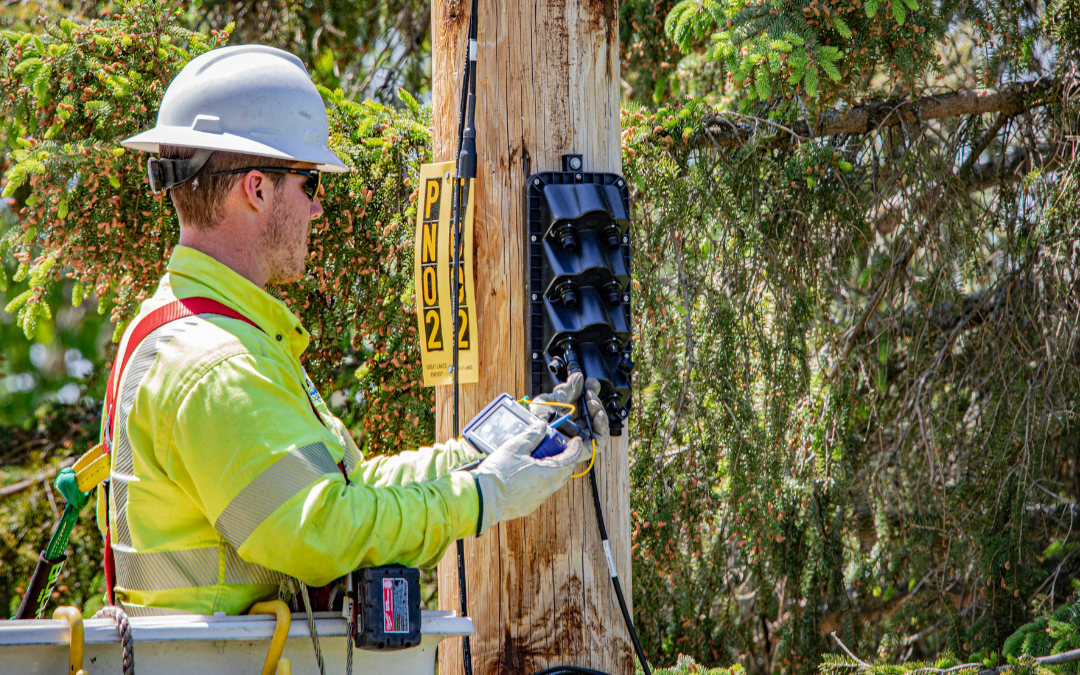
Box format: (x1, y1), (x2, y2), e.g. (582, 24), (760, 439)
(967, 142), (1070, 192)
(694, 80), (1055, 147)
(867, 142), (1067, 234)
(827, 182), (950, 380)
(829, 631), (1080, 675)
(957, 112), (1012, 181)
(912, 285), (1011, 334)
(827, 133), (1073, 376)
(829, 630), (1080, 673)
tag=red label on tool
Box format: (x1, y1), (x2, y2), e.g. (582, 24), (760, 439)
(382, 577), (409, 633)
(382, 579), (394, 632)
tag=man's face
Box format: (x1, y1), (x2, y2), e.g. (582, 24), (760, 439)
(261, 164), (323, 285)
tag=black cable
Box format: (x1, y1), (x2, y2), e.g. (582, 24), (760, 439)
(452, 0), (478, 441)
(455, 538), (472, 674)
(451, 3), (480, 675)
(579, 392), (653, 675)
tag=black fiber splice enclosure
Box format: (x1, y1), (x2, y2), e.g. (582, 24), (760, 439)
(352, 565), (422, 650)
(527, 159), (634, 435)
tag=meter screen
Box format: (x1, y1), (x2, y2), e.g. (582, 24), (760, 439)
(474, 405), (530, 451)
(463, 393), (548, 455)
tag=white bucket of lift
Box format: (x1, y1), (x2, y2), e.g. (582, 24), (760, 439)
(0, 609), (473, 674)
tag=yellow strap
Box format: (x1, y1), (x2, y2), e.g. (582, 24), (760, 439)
(74, 445), (110, 492)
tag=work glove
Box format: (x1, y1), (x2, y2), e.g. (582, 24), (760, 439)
(470, 420), (583, 535)
(529, 372), (610, 460)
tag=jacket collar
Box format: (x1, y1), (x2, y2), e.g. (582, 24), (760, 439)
(165, 245), (310, 359)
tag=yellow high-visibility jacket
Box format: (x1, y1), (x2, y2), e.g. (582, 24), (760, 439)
(96, 245), (480, 617)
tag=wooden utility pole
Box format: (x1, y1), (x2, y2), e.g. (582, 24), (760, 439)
(431, 1), (632, 674)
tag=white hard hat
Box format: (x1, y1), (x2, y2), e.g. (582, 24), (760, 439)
(121, 45), (347, 174)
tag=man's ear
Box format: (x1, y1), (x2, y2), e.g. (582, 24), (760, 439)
(238, 171), (270, 212)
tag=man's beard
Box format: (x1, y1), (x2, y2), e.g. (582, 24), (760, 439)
(262, 196), (308, 285)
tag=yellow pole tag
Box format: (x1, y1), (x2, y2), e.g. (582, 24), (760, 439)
(413, 161), (479, 387)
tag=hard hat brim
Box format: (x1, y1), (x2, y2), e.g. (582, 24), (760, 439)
(121, 126), (350, 173)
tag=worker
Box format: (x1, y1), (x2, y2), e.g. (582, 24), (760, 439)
(101, 44), (609, 617)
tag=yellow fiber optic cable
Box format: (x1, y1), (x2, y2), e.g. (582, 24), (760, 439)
(571, 438), (596, 478)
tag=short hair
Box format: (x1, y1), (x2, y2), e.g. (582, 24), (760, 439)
(159, 145), (293, 231)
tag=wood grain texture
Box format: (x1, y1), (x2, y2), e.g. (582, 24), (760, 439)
(431, 1), (632, 673)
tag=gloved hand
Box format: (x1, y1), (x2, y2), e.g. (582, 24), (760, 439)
(529, 372), (610, 460)
(470, 420), (582, 535)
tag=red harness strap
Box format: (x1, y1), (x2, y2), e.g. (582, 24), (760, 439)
(102, 297), (260, 455)
(100, 297), (329, 606)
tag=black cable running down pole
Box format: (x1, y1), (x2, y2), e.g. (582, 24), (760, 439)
(454, 539), (471, 675)
(579, 398), (653, 675)
(451, 2), (480, 675)
(452, 0), (479, 440)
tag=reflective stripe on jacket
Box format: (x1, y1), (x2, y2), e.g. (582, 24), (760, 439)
(96, 245), (480, 616)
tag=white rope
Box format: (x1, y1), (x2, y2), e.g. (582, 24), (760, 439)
(93, 605), (134, 675)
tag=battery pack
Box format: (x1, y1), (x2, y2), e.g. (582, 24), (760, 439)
(351, 565), (422, 650)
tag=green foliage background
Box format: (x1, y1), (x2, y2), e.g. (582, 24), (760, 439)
(2, 2), (1080, 675)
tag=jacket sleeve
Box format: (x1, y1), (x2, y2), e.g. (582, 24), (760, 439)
(350, 439), (482, 487)
(168, 352), (479, 585)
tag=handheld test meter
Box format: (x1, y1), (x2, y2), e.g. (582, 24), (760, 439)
(462, 393), (569, 459)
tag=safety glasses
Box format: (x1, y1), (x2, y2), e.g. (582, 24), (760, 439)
(209, 167), (322, 200)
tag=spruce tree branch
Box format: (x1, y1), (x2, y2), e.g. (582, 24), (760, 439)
(957, 113), (1012, 182)
(909, 664), (984, 674)
(967, 142), (1067, 192)
(830, 632), (872, 669)
(828, 128), (1069, 377)
(866, 142), (1065, 235)
(832, 634), (1080, 674)
(827, 184), (949, 380)
(1036, 648), (1080, 666)
(646, 207), (698, 493)
(900, 621), (944, 647)
(694, 80), (1055, 147)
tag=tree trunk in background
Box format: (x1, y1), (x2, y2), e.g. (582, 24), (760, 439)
(431, 1), (631, 674)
